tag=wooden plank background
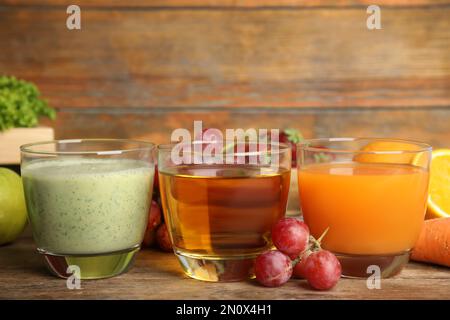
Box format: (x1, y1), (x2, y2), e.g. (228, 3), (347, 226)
(0, 0), (449, 146)
(2, 1), (450, 8)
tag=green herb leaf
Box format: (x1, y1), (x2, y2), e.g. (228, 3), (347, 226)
(284, 128), (304, 143)
(0, 75), (56, 131)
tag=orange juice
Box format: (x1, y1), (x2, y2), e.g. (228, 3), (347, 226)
(298, 162), (429, 255)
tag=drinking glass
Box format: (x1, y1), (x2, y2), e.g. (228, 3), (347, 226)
(297, 138), (431, 278)
(21, 139), (156, 279)
(158, 141), (291, 282)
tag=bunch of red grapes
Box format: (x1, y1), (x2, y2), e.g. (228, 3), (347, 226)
(142, 167), (173, 252)
(255, 218), (342, 290)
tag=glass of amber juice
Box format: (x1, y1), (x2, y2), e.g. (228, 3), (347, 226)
(297, 138), (431, 278)
(158, 141), (291, 282)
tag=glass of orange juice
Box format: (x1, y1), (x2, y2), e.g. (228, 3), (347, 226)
(297, 138), (431, 278)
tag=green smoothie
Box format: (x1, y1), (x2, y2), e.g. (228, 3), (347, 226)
(22, 158), (154, 255)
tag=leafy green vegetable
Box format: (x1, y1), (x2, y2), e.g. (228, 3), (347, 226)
(283, 128), (303, 143)
(0, 76), (56, 131)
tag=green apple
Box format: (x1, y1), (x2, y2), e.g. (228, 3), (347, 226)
(0, 168), (28, 245)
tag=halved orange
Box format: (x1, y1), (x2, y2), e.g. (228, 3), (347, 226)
(426, 149), (450, 219)
(355, 140), (420, 164)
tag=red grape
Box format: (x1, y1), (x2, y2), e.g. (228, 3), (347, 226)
(271, 218), (310, 258)
(202, 128), (222, 142)
(153, 165), (159, 191)
(142, 200), (162, 247)
(279, 129), (302, 167)
(254, 250), (293, 287)
(292, 252), (310, 279)
(156, 223), (173, 252)
(302, 250), (342, 290)
(149, 200), (162, 228)
(143, 230), (156, 247)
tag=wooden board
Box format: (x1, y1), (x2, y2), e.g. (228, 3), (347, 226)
(0, 127), (55, 164)
(0, 236), (449, 299)
(2, 0), (450, 8)
(0, 6), (449, 109)
(39, 108), (450, 148)
(0, 1), (449, 147)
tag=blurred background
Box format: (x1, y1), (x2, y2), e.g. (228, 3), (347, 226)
(1, 0), (449, 146)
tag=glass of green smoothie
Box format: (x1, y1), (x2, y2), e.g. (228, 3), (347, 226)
(20, 139), (156, 279)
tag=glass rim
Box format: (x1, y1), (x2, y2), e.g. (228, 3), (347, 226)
(20, 139), (156, 156)
(297, 137), (432, 154)
(158, 141), (291, 156)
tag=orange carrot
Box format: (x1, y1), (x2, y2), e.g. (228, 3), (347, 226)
(411, 218), (450, 267)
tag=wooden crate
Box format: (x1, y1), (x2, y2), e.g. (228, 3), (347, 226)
(0, 127), (55, 165)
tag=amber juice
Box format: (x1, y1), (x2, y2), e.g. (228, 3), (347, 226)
(159, 164), (290, 281)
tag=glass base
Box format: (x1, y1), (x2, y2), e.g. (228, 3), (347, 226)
(39, 245), (140, 280)
(335, 251), (410, 278)
(175, 249), (256, 282)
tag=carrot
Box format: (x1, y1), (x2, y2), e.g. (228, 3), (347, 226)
(411, 218), (450, 267)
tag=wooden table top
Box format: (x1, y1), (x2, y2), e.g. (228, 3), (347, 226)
(1, 236), (449, 300)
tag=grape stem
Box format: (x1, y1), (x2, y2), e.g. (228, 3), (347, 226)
(313, 227), (329, 250)
(291, 227), (330, 266)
